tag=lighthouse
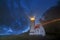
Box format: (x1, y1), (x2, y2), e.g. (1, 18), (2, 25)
(29, 16), (35, 35)
(29, 16), (45, 36)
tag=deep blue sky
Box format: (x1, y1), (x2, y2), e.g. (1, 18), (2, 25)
(21, 0), (57, 18)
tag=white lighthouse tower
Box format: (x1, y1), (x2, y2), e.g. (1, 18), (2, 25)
(29, 16), (35, 35)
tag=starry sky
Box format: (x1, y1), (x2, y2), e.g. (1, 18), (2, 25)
(0, 0), (58, 35)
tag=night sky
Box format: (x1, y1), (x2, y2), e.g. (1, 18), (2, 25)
(0, 0), (57, 35)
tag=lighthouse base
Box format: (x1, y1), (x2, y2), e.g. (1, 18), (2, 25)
(29, 26), (45, 36)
